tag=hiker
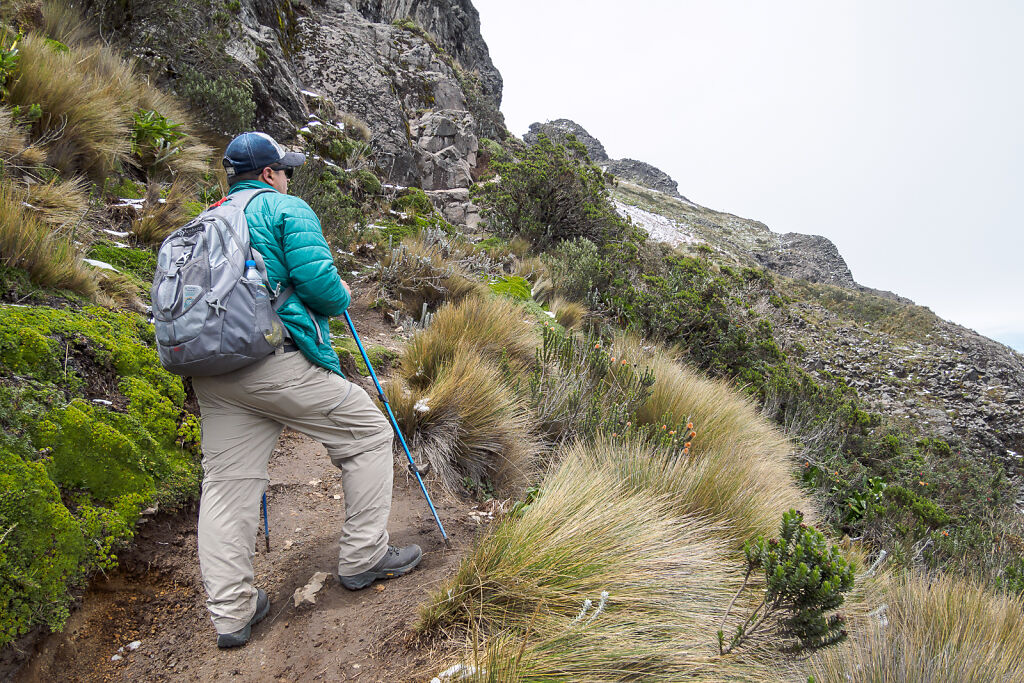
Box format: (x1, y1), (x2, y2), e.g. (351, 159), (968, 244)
(193, 132), (422, 649)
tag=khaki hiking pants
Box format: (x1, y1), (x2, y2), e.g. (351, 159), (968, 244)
(192, 350), (394, 635)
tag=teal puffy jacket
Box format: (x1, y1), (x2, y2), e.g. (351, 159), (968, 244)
(228, 180), (349, 375)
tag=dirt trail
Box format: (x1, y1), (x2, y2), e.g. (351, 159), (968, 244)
(17, 304), (482, 682)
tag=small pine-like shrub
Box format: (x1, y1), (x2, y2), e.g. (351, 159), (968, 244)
(718, 509), (854, 655)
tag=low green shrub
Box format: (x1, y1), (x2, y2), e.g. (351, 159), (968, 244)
(719, 509), (854, 655)
(393, 187), (433, 217)
(474, 133), (619, 248)
(174, 67), (254, 135)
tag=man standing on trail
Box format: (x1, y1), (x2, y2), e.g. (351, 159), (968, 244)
(193, 132), (422, 649)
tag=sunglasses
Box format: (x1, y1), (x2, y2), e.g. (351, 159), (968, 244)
(269, 165), (294, 179)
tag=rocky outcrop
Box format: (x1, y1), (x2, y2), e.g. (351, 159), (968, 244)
(426, 188), (481, 228)
(754, 232), (858, 290)
(604, 158), (685, 199)
(294, 2), (491, 190)
(525, 119), (609, 161)
(410, 109), (478, 190)
(526, 118), (689, 201)
(351, 0), (505, 139)
(791, 307), (1024, 485)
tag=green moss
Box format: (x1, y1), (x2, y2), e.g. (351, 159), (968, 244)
(331, 335), (397, 376)
(35, 400), (156, 502)
(86, 243), (158, 284)
(0, 303), (200, 643)
(0, 304), (184, 404)
(488, 275), (531, 301)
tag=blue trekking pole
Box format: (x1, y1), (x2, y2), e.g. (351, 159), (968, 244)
(261, 492), (270, 552)
(343, 311), (451, 547)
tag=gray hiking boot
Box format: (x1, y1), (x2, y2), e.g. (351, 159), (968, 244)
(216, 588), (270, 649)
(338, 544), (423, 591)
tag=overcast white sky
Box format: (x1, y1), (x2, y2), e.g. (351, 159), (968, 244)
(472, 0), (1024, 352)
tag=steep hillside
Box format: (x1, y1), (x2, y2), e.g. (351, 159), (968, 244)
(3, 1), (1024, 681)
(608, 177), (1024, 476)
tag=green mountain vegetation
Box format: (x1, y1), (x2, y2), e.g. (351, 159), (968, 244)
(1, 2), (1022, 680)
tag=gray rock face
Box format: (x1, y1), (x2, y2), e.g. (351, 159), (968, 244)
(93, 0), (309, 139)
(426, 188), (481, 229)
(351, 0), (505, 139)
(604, 158), (686, 200)
(754, 232), (858, 289)
(294, 2), (487, 188)
(525, 119), (609, 161)
(410, 109), (478, 190)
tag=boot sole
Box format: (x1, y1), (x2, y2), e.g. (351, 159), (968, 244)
(339, 551), (423, 591)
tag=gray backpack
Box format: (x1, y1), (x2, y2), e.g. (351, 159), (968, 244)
(151, 189), (293, 377)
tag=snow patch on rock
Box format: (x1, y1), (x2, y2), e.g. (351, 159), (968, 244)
(613, 201), (698, 248)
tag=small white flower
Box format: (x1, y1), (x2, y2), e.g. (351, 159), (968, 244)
(414, 399), (430, 414)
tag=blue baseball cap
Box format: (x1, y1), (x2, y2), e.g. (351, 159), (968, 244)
(222, 132), (306, 178)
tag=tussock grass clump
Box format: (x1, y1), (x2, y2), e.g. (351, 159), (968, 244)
(131, 179), (194, 244)
(0, 183), (95, 295)
(5, 32), (211, 183)
(376, 235), (484, 318)
(575, 437), (807, 547)
(400, 294), (537, 389)
(418, 444), (774, 681)
(0, 107), (45, 167)
(9, 33), (131, 179)
(548, 295), (587, 330)
(808, 573), (1024, 682)
(614, 333), (791, 459)
(511, 254), (548, 284)
(23, 176), (89, 227)
(386, 351), (537, 493)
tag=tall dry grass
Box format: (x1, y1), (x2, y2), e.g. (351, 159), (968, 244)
(6, 31), (211, 183)
(132, 179), (195, 244)
(9, 33), (132, 179)
(807, 572), (1024, 682)
(418, 442), (783, 681)
(0, 108), (46, 167)
(386, 350), (538, 493)
(574, 436), (807, 549)
(399, 294), (538, 389)
(23, 176), (89, 227)
(0, 183), (96, 295)
(547, 295), (587, 330)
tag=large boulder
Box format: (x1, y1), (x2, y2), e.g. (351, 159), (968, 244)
(411, 110), (478, 190)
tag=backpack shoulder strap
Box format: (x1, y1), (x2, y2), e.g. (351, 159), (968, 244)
(224, 187), (275, 211)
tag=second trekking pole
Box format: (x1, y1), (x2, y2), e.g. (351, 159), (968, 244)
(343, 311), (450, 547)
